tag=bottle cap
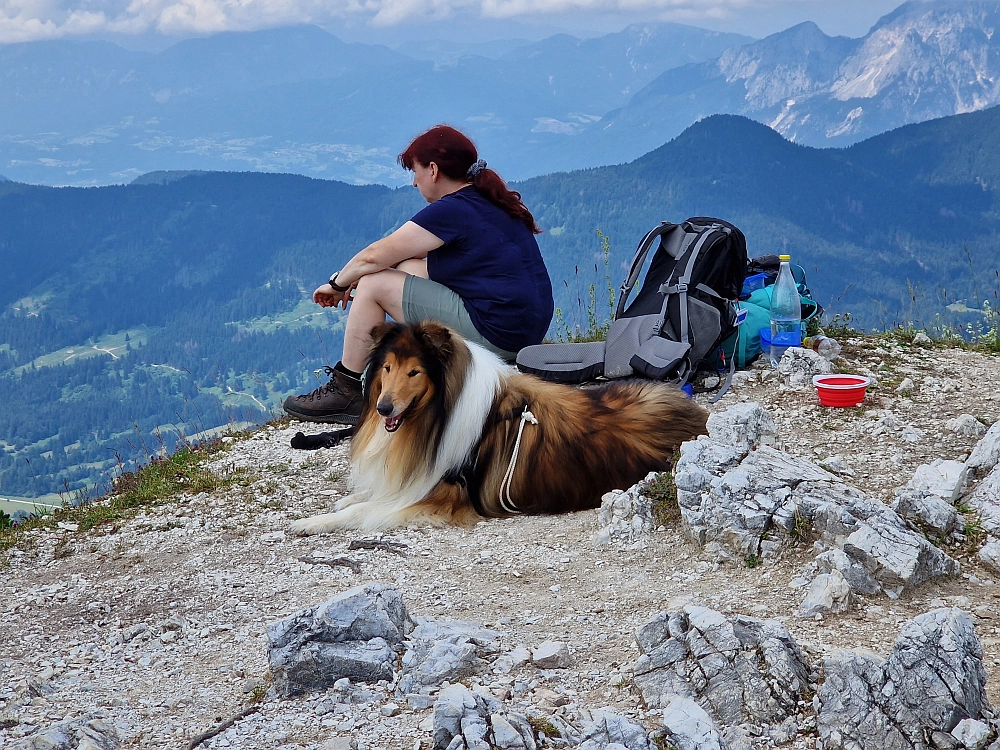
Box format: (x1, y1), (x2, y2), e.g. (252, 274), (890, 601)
(779, 254), (791, 261)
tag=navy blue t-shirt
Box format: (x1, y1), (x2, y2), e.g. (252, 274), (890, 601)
(410, 186), (553, 352)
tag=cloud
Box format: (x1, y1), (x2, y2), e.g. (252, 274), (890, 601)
(0, 0), (819, 42)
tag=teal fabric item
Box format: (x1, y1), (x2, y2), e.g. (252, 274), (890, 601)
(723, 287), (819, 368)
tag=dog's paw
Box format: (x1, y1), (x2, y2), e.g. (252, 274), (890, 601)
(334, 495), (360, 512)
(288, 514), (338, 536)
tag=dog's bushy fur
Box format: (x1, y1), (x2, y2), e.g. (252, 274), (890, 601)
(289, 322), (708, 534)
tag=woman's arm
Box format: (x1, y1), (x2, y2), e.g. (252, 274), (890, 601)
(313, 221), (443, 308)
(336, 221), (443, 286)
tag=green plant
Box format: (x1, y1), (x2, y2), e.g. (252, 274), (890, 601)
(528, 716), (560, 738)
(823, 312), (855, 341)
(745, 553), (762, 568)
(553, 228), (617, 343)
(640, 467), (679, 525)
(324, 470), (342, 483)
(0, 439), (253, 558)
(788, 510), (814, 544)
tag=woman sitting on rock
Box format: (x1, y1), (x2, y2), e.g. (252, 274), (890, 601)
(283, 124), (554, 425)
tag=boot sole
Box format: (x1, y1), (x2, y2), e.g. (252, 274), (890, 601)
(282, 404), (360, 425)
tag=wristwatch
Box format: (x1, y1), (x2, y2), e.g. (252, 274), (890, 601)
(328, 273), (350, 292)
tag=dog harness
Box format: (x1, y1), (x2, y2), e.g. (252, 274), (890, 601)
(443, 402), (537, 516)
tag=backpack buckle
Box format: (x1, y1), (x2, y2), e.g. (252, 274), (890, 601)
(675, 282), (688, 293)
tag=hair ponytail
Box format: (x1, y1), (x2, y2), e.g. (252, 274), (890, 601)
(398, 124), (542, 234)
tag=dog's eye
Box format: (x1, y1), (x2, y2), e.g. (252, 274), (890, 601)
(383, 364), (391, 373)
(408, 369), (420, 377)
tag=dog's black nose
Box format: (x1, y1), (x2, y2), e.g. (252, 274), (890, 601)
(376, 401), (394, 417)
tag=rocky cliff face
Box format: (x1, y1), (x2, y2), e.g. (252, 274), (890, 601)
(606, 0), (1000, 150)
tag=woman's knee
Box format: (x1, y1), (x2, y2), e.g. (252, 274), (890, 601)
(353, 269), (406, 320)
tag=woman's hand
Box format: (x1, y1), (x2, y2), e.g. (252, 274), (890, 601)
(313, 283), (353, 309)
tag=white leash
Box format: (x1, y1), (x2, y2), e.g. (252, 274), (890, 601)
(498, 405), (538, 514)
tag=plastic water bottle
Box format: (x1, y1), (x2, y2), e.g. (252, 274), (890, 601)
(769, 254), (801, 366)
(802, 335), (842, 360)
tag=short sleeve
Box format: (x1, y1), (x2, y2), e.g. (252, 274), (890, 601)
(409, 194), (467, 245)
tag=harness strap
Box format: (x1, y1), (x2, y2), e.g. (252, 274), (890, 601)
(498, 406), (538, 514)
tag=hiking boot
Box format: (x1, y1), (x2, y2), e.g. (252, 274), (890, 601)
(283, 366), (363, 425)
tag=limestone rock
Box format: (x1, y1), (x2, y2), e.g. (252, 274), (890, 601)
(8, 717), (119, 750)
(947, 414), (988, 437)
(632, 606), (810, 725)
(659, 697), (727, 750)
(980, 538), (1000, 573)
(967, 421), (1000, 476)
(795, 569), (852, 617)
(705, 402), (778, 453)
(675, 406), (959, 596)
(905, 459), (969, 503)
(398, 619), (498, 695)
(266, 583), (414, 697)
(574, 708), (655, 750)
(532, 640), (572, 669)
(776, 347), (833, 389)
(432, 684), (536, 750)
(819, 455), (855, 476)
(892, 489), (962, 538)
(816, 608), (993, 748)
(595, 476), (656, 545)
(964, 463), (1000, 534)
(912, 331), (932, 345)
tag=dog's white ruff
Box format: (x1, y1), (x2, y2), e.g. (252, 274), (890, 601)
(289, 341), (509, 534)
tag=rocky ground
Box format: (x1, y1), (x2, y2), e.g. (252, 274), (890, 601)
(3, 332), (1000, 749)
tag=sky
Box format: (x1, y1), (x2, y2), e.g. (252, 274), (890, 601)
(0, 0), (914, 47)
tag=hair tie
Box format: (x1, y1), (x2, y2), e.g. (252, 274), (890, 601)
(467, 159), (487, 179)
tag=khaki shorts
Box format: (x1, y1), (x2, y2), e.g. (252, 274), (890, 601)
(402, 275), (517, 362)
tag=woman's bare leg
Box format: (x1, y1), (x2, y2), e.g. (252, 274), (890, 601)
(340, 259), (428, 372)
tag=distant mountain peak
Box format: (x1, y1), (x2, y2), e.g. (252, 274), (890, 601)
(0, 174), (9, 183)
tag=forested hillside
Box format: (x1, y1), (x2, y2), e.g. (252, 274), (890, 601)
(3, 107), (1000, 500)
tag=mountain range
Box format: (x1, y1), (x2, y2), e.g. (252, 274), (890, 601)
(3, 104), (1000, 502)
(4, 1), (1000, 187)
(0, 22), (750, 187)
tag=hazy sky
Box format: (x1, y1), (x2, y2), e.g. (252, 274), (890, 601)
(0, 0), (913, 46)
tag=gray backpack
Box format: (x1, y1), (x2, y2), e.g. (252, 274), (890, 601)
(517, 217), (748, 390)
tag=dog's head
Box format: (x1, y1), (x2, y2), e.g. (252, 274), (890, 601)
(363, 321), (458, 433)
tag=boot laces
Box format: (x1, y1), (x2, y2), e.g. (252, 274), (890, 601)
(307, 366), (345, 400)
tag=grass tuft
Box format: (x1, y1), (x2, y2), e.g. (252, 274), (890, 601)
(640, 465), (680, 525)
(0, 437), (255, 558)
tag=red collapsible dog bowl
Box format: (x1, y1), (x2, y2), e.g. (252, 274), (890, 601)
(812, 374), (870, 407)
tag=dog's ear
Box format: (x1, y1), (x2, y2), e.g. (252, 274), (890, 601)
(415, 322), (455, 359)
(369, 322), (400, 351)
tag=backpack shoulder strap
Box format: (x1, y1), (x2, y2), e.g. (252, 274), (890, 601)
(654, 221), (730, 344)
(615, 222), (676, 319)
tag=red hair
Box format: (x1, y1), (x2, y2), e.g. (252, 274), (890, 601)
(398, 125), (541, 234)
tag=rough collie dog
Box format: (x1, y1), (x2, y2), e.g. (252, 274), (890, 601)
(288, 321), (708, 534)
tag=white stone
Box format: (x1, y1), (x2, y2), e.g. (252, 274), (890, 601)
(795, 570), (852, 617)
(706, 402), (778, 453)
(661, 696), (726, 750)
(777, 347), (833, 389)
(952, 718), (990, 750)
(895, 378), (915, 394)
(946, 414), (988, 437)
(967, 421), (1000, 476)
(912, 332), (932, 345)
(906, 459), (970, 503)
(978, 538), (1000, 573)
(532, 641), (572, 669)
(819, 455), (855, 476)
